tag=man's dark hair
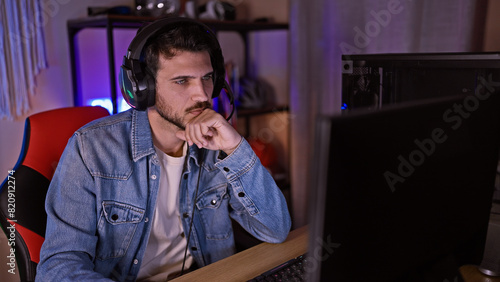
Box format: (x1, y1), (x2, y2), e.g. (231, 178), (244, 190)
(143, 21), (219, 79)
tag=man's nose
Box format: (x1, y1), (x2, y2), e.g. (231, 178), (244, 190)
(191, 80), (211, 102)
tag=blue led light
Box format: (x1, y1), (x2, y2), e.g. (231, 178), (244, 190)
(89, 98), (113, 114)
(87, 98), (131, 114)
(119, 98), (132, 112)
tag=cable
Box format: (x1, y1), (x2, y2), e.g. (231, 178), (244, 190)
(180, 148), (205, 275)
(223, 80), (235, 122)
(179, 96), (233, 274)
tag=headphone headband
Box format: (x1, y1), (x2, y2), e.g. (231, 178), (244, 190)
(126, 17), (217, 62)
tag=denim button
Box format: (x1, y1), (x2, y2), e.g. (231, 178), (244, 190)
(183, 213), (189, 218)
(111, 214), (118, 220)
(191, 246), (198, 251)
(183, 174), (188, 179)
(238, 192), (245, 197)
(133, 259), (139, 264)
(223, 167), (230, 172)
(211, 199), (217, 205)
(151, 174), (157, 180)
(144, 217), (149, 223)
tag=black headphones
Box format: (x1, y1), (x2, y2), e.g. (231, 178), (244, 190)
(119, 17), (234, 119)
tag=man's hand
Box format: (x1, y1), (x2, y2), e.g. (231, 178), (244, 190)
(176, 109), (242, 155)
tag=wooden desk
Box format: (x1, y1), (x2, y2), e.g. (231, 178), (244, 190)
(460, 265), (500, 282)
(171, 226), (500, 282)
(171, 226), (308, 281)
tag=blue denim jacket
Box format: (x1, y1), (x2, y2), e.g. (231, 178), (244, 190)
(36, 109), (291, 281)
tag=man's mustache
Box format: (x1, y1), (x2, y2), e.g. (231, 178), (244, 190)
(185, 101), (211, 113)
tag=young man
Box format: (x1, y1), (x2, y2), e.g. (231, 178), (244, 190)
(36, 18), (291, 281)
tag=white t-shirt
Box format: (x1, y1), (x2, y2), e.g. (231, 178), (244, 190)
(137, 143), (193, 281)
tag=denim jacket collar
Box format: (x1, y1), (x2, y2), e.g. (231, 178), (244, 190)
(131, 110), (155, 162)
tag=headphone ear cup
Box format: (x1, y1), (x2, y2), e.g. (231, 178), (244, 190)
(119, 58), (156, 111)
(119, 61), (139, 109)
(137, 67), (156, 110)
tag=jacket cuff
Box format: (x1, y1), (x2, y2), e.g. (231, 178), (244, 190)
(215, 138), (256, 179)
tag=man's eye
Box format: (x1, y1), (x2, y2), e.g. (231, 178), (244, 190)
(175, 79), (186, 85)
(202, 74), (213, 81)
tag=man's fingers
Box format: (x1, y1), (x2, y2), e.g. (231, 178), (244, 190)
(186, 123), (208, 148)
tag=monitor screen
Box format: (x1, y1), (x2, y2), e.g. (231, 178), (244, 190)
(308, 93), (500, 281)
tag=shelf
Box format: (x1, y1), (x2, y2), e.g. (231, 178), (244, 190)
(67, 15), (288, 33)
(236, 105), (289, 140)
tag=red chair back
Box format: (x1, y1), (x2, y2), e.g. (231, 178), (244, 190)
(0, 106), (109, 281)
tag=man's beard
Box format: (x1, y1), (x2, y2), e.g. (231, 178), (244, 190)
(154, 95), (211, 131)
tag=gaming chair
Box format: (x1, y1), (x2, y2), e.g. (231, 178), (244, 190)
(0, 106), (109, 281)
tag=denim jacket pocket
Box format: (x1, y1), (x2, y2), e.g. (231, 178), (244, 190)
(96, 201), (145, 260)
(196, 185), (231, 240)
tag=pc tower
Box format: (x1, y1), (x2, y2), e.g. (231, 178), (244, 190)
(341, 52), (500, 112)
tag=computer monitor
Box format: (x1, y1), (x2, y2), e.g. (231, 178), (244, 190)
(307, 93), (500, 281)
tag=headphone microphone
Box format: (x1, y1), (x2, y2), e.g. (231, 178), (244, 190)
(118, 17), (235, 121)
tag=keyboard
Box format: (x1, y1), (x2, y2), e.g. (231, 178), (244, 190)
(248, 254), (308, 281)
